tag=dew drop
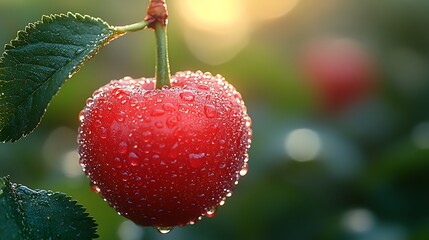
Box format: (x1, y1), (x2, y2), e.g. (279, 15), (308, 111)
(197, 84), (210, 90)
(245, 117), (252, 128)
(114, 157), (122, 169)
(226, 192), (233, 198)
(239, 163), (249, 176)
(94, 119), (102, 127)
(80, 162), (86, 172)
(188, 220), (196, 225)
(78, 110), (85, 122)
(86, 98), (94, 106)
(189, 153), (206, 168)
(166, 115), (179, 128)
(116, 111), (126, 122)
(113, 88), (128, 100)
(155, 121), (164, 128)
(100, 127), (107, 139)
(151, 108), (165, 116)
(178, 104), (189, 113)
(154, 226), (173, 234)
(118, 141), (128, 154)
(128, 152), (139, 167)
(180, 91), (195, 102)
(142, 130), (152, 141)
(219, 199), (226, 206)
(169, 143), (179, 158)
(205, 207), (217, 218)
(163, 102), (176, 112)
(130, 98), (138, 107)
(203, 72), (212, 79)
(244, 153), (249, 163)
(90, 182), (101, 194)
(144, 116), (151, 123)
(204, 104), (217, 118)
(219, 163), (226, 169)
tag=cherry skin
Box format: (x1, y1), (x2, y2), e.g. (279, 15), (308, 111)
(78, 71), (252, 228)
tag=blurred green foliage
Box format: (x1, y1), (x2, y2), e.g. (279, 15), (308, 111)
(1, 0), (429, 239)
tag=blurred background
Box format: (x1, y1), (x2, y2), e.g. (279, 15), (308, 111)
(1, 0), (429, 239)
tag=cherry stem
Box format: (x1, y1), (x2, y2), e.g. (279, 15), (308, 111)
(112, 0), (171, 88)
(144, 0), (171, 89)
(154, 21), (171, 89)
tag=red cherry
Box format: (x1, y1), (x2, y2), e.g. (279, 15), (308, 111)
(78, 71), (252, 229)
(300, 37), (378, 113)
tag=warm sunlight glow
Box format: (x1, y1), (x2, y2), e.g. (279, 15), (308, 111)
(184, 28), (249, 65)
(175, 0), (246, 32)
(245, 0), (300, 20)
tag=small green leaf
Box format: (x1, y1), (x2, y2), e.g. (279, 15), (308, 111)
(0, 13), (122, 142)
(0, 176), (98, 239)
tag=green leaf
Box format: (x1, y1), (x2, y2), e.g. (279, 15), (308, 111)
(0, 176), (98, 239)
(0, 13), (122, 142)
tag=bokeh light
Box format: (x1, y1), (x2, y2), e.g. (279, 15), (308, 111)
(342, 208), (375, 233)
(412, 122), (429, 149)
(285, 128), (321, 162)
(117, 220), (145, 240)
(61, 150), (83, 178)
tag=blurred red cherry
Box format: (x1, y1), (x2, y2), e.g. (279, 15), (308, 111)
(299, 37), (378, 113)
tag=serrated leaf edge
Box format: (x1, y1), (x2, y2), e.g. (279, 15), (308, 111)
(0, 12), (124, 142)
(1, 176), (98, 239)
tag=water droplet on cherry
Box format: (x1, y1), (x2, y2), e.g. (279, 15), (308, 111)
(197, 84), (210, 90)
(189, 153), (206, 168)
(118, 141), (128, 154)
(90, 182), (101, 194)
(78, 110), (85, 122)
(155, 121), (164, 128)
(142, 130), (152, 141)
(244, 153), (249, 163)
(205, 207), (217, 218)
(128, 152), (139, 167)
(160, 102), (174, 112)
(239, 163), (248, 176)
(166, 115), (179, 128)
(151, 108), (165, 116)
(204, 104), (217, 118)
(154, 226), (173, 234)
(116, 111), (126, 122)
(180, 91), (195, 102)
(113, 88), (128, 100)
(100, 127), (107, 139)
